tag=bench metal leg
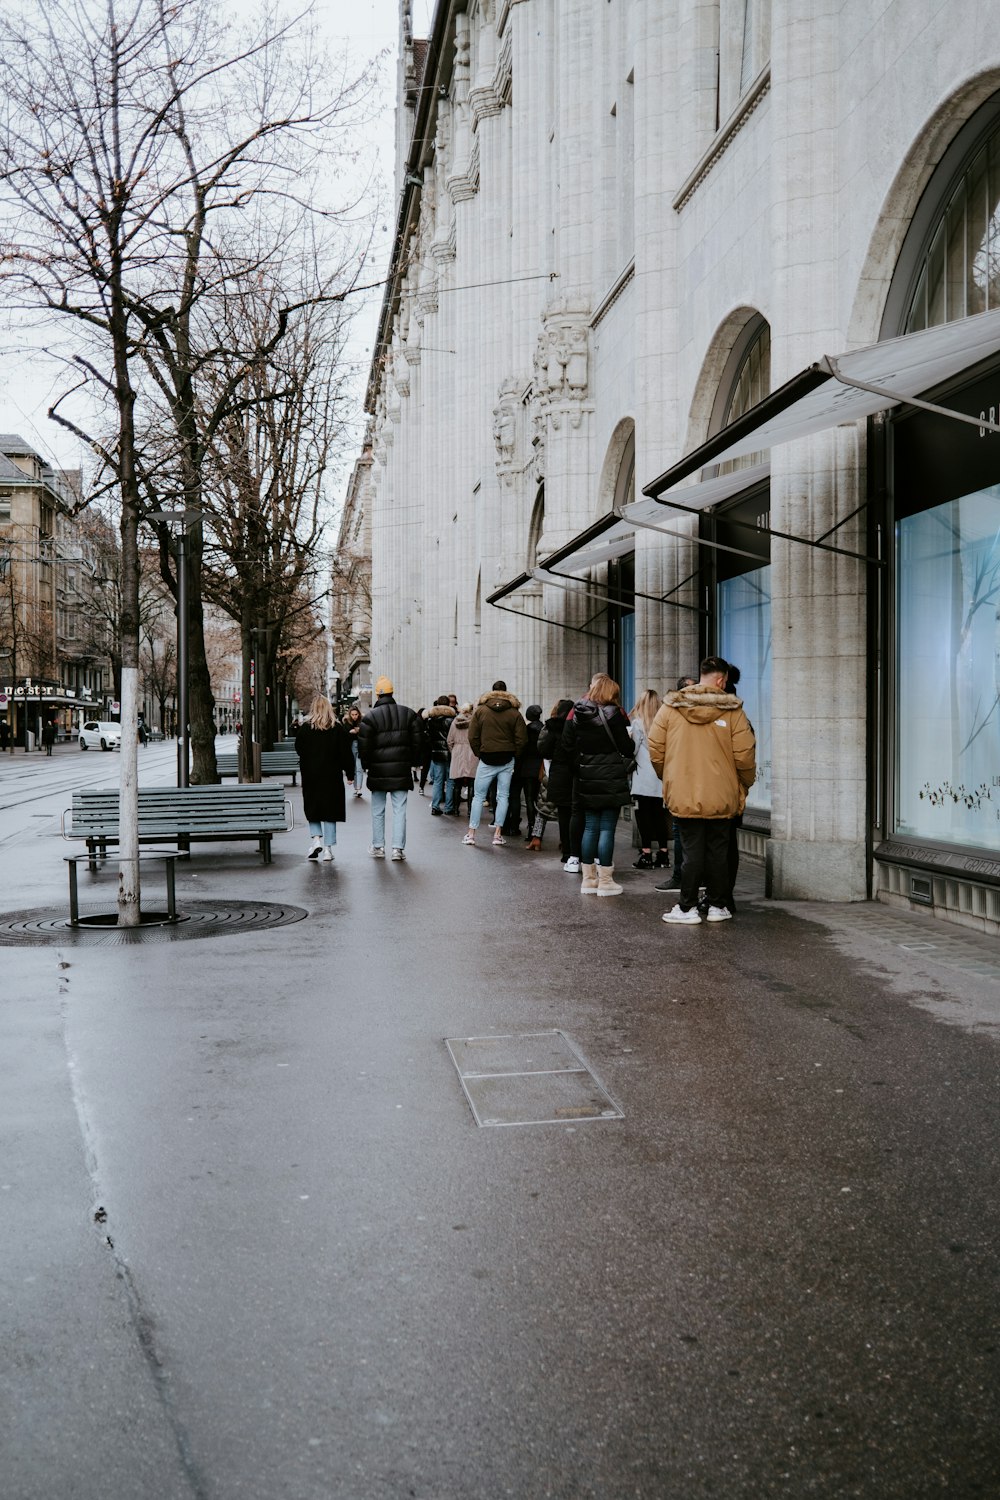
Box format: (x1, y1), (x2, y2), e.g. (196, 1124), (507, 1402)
(165, 859), (178, 923)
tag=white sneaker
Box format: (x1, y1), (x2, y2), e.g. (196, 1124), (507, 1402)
(369, 845), (385, 858)
(706, 905), (732, 922)
(662, 905), (702, 924)
(463, 830), (476, 846)
(563, 856), (580, 873)
(307, 837), (322, 860)
(320, 846), (334, 862)
(391, 848), (405, 861)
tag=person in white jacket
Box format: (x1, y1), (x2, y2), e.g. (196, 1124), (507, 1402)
(629, 690), (671, 870)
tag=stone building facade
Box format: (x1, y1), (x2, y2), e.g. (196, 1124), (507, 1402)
(362, 0), (1000, 933)
(331, 437), (373, 707)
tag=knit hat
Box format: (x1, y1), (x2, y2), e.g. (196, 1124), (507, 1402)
(375, 676), (394, 695)
(526, 704), (542, 720)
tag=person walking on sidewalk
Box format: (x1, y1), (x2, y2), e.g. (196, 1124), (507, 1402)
(343, 703), (365, 798)
(423, 696), (458, 815)
(561, 673), (633, 896)
(648, 656), (756, 925)
(294, 696), (356, 862)
(358, 677), (424, 861)
(464, 680), (527, 847)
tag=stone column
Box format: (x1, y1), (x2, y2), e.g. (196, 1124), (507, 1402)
(766, 0), (868, 901)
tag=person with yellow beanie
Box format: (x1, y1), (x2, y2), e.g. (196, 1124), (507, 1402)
(357, 677), (425, 859)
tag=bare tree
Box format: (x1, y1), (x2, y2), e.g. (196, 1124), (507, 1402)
(0, 0), (376, 920)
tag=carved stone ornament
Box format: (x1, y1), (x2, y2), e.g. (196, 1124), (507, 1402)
(431, 107), (456, 263)
(447, 14), (477, 202)
(530, 401), (545, 482)
(491, 376), (522, 486)
(393, 339), (410, 400)
(533, 298), (592, 430)
(470, 0), (502, 124)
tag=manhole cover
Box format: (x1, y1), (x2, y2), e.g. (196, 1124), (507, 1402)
(0, 900), (308, 945)
(445, 1029), (624, 1128)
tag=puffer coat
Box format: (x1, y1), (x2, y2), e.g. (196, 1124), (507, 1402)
(294, 721), (356, 823)
(647, 684), (756, 819)
(423, 704), (457, 762)
(560, 699), (633, 809)
(357, 693), (425, 792)
(536, 713), (575, 805)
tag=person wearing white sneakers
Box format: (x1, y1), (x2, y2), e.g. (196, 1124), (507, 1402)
(357, 677), (425, 861)
(464, 680), (527, 847)
(294, 696), (356, 863)
(561, 673), (634, 896)
(648, 656), (756, 925)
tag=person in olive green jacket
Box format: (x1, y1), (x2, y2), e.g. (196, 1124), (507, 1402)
(464, 680), (527, 846)
(648, 656), (755, 925)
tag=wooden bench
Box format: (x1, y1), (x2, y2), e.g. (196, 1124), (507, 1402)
(62, 785), (293, 868)
(216, 750), (299, 784)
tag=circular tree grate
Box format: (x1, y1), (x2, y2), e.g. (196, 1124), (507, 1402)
(0, 899), (308, 946)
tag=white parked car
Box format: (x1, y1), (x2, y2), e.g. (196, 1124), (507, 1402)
(79, 720), (121, 751)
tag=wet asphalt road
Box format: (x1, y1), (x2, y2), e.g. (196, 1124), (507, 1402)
(2, 756), (999, 1499)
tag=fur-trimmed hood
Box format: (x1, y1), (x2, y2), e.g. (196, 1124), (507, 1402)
(664, 684), (744, 725)
(476, 690), (521, 712)
(424, 704), (457, 721)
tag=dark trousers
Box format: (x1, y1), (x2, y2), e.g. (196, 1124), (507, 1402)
(633, 795), (670, 851)
(677, 818), (731, 911)
(728, 816), (741, 907)
(569, 802), (584, 860)
(522, 776), (538, 832)
(502, 772), (523, 833)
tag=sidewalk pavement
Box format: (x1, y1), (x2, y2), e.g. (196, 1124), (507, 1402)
(3, 777), (1000, 1499)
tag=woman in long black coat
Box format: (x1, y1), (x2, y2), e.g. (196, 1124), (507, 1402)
(294, 696), (356, 861)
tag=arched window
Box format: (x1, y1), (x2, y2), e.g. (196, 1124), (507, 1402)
(527, 485), (545, 570)
(715, 318), (771, 474)
(905, 126), (1000, 331)
(884, 94), (1000, 857)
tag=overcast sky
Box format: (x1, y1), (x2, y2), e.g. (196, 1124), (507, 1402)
(0, 0), (435, 485)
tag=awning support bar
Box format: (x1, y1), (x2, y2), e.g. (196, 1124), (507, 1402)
(820, 354), (1000, 435)
(542, 564), (707, 616)
(650, 491), (883, 566)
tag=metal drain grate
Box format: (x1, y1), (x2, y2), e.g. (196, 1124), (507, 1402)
(445, 1029), (624, 1128)
(0, 900), (308, 946)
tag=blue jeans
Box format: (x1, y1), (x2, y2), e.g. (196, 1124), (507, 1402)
(469, 759), (514, 830)
(428, 758), (455, 812)
(351, 739), (363, 791)
(308, 820), (336, 845)
(371, 789), (408, 849)
(580, 806), (619, 867)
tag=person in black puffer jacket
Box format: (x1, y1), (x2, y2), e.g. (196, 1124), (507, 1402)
(561, 673), (633, 896)
(357, 677), (425, 859)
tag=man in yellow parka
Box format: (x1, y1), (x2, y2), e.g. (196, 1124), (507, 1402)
(648, 655), (756, 925)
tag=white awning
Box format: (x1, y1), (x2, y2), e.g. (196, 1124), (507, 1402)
(644, 307), (1000, 497)
(623, 462), (770, 523)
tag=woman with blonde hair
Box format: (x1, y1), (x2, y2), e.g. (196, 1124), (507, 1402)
(629, 689), (671, 870)
(294, 694), (356, 861)
(561, 673), (633, 894)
